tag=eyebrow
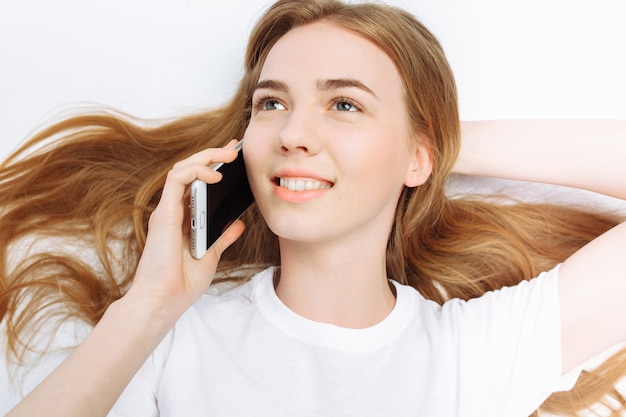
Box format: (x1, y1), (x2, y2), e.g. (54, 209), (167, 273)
(255, 79), (288, 93)
(317, 78), (377, 99)
(254, 78), (377, 99)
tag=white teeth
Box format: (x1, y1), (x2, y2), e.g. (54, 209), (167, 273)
(279, 178), (331, 191)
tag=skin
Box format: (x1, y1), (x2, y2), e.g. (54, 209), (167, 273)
(243, 22), (432, 328)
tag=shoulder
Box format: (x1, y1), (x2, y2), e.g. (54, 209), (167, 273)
(395, 266), (559, 323)
(443, 266), (559, 320)
(417, 266), (571, 413)
(399, 266), (562, 354)
(195, 267), (275, 309)
(141, 267), (276, 375)
(168, 266), (276, 335)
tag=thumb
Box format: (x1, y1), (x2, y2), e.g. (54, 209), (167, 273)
(184, 219), (246, 300)
(204, 219), (246, 263)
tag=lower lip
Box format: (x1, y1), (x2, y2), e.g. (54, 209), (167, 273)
(273, 183), (331, 203)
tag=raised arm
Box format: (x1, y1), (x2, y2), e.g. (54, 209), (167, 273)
(6, 144), (245, 417)
(456, 119), (626, 199)
(457, 119), (626, 371)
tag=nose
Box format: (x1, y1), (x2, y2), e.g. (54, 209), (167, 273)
(277, 107), (322, 155)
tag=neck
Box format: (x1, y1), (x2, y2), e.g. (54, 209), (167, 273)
(275, 238), (396, 329)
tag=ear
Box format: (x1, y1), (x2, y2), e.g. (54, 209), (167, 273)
(404, 139), (433, 188)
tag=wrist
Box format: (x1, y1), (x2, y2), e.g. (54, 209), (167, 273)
(108, 288), (182, 344)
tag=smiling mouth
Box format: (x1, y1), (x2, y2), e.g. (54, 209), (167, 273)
(277, 178), (333, 191)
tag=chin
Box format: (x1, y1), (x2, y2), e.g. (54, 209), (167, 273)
(265, 217), (328, 244)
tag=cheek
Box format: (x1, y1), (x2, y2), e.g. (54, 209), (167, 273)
(242, 149), (264, 193)
(242, 122), (269, 164)
(242, 129), (265, 192)
(243, 118), (275, 149)
(344, 126), (410, 170)
(242, 135), (279, 218)
(360, 144), (413, 192)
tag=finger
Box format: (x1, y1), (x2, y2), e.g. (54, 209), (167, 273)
(149, 141), (243, 249)
(208, 220), (246, 260)
(182, 220), (246, 290)
(157, 148), (236, 215)
(174, 140), (239, 169)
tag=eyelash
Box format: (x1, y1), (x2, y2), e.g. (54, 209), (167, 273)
(252, 94), (363, 113)
(331, 97), (362, 112)
(252, 94), (281, 112)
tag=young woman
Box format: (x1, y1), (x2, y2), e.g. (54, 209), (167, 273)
(2, 0), (625, 416)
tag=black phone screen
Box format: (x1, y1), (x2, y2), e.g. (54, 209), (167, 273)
(205, 149), (254, 248)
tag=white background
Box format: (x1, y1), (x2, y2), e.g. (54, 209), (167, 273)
(1, 0), (625, 160)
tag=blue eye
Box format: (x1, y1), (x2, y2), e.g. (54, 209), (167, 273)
(332, 98), (359, 112)
(252, 95), (286, 112)
(262, 99), (285, 111)
(252, 95), (285, 112)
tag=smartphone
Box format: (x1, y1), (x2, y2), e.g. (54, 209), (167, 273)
(190, 141), (254, 259)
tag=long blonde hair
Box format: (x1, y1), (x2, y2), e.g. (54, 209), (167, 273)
(1, 0), (624, 414)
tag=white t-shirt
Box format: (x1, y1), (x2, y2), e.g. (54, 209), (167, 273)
(109, 265), (577, 417)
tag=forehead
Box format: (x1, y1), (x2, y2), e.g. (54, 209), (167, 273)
(259, 22), (403, 94)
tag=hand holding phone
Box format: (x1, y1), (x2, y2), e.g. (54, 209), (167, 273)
(190, 141), (254, 259)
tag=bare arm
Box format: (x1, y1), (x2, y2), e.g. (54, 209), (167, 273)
(456, 119), (626, 199)
(457, 119), (626, 371)
(6, 143), (245, 417)
(6, 295), (175, 416)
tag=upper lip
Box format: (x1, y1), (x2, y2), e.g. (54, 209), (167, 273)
(271, 167), (334, 185)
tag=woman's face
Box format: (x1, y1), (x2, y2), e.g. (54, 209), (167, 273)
(243, 22), (431, 248)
